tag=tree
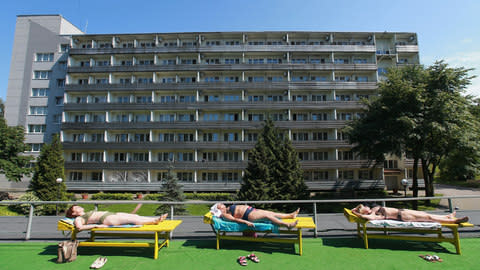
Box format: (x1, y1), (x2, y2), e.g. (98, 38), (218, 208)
(238, 119), (308, 211)
(0, 117), (33, 181)
(345, 61), (479, 207)
(155, 164), (186, 215)
(0, 98), (4, 118)
(29, 134), (66, 215)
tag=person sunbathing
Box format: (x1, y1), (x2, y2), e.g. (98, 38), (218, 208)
(210, 203), (300, 228)
(352, 204), (469, 224)
(66, 205), (168, 231)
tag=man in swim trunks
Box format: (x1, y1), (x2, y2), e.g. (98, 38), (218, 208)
(211, 203), (300, 228)
(66, 205), (168, 231)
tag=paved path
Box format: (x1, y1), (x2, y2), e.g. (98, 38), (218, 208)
(435, 184), (480, 211)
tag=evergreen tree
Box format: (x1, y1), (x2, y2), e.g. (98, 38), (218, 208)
(238, 119), (308, 210)
(155, 165), (186, 215)
(29, 134), (66, 215)
(0, 117), (33, 181)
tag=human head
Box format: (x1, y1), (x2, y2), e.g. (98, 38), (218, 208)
(66, 205), (84, 218)
(355, 204), (371, 215)
(210, 203), (226, 217)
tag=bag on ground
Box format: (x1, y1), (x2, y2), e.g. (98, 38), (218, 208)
(57, 240), (79, 263)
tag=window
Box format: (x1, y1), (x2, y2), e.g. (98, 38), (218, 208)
(92, 96), (106, 103)
(28, 125), (46, 133)
(135, 96), (152, 103)
(159, 114), (175, 122)
(224, 58), (240, 64)
(292, 113), (307, 121)
(202, 172), (218, 181)
(28, 143), (42, 152)
(74, 115), (85, 123)
(159, 133), (175, 142)
(114, 114), (128, 122)
(177, 172), (193, 181)
(160, 96), (176, 103)
(222, 172), (239, 182)
(312, 113), (328, 121)
(338, 151), (354, 160)
(71, 152), (82, 162)
(267, 95), (283, 101)
(31, 88), (49, 97)
(203, 113), (219, 121)
(339, 170), (354, 180)
(90, 133), (104, 142)
(298, 152), (310, 161)
(133, 114), (150, 122)
(337, 131), (349, 141)
(312, 95), (327, 101)
(96, 79), (108, 84)
(224, 113), (238, 121)
(313, 152), (328, 160)
(247, 76), (264, 82)
(177, 152), (194, 161)
(178, 114), (194, 122)
(292, 132), (309, 141)
(114, 134), (128, 142)
(157, 172), (168, 181)
(223, 152), (239, 161)
(57, 79), (65, 87)
(179, 95), (195, 103)
(60, 44), (70, 52)
(72, 134), (85, 142)
(248, 114), (264, 121)
(35, 53), (54, 62)
(313, 171), (329, 181)
(132, 152), (149, 162)
(91, 172), (102, 181)
(224, 133), (239, 142)
(80, 61), (91, 67)
(158, 152), (174, 161)
(29, 106), (48, 115)
(202, 152), (218, 161)
(177, 133), (194, 142)
(70, 172), (83, 181)
(116, 96), (130, 103)
(134, 133), (150, 142)
(91, 114), (105, 122)
(246, 132), (258, 142)
(384, 160), (399, 169)
(313, 132), (328, 141)
(75, 97), (87, 103)
(114, 152), (126, 162)
(203, 133), (219, 142)
(89, 152), (103, 162)
(292, 95), (307, 101)
(33, 71), (49, 79)
(337, 112), (352, 120)
(359, 170), (372, 179)
(248, 95), (263, 102)
(53, 114), (62, 123)
(378, 68), (388, 76)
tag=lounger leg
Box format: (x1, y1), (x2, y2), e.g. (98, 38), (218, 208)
(298, 230), (303, 256)
(154, 232), (159, 260)
(216, 232), (220, 250)
(362, 224), (369, 249)
(452, 227), (461, 255)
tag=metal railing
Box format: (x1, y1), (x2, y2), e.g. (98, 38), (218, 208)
(1, 194), (479, 240)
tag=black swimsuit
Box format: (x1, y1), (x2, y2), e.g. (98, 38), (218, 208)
(228, 205), (255, 221)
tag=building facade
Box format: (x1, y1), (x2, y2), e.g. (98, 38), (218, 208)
(3, 15), (420, 192)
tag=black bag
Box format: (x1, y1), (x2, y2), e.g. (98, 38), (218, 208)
(57, 240), (79, 263)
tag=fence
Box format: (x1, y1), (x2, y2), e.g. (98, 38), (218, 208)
(1, 195), (479, 240)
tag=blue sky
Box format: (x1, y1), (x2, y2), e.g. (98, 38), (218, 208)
(1, 0), (479, 100)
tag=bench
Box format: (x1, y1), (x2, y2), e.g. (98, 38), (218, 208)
(57, 219), (182, 259)
(203, 212), (316, 256)
(343, 208), (473, 254)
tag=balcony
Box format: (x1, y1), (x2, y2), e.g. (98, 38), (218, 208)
(60, 120), (348, 130)
(395, 45), (419, 53)
(62, 100), (364, 111)
(64, 81), (378, 92)
(64, 161), (247, 170)
(66, 63), (378, 73)
(62, 141), (255, 150)
(68, 44), (376, 56)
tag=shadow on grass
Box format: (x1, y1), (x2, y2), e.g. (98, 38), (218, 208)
(322, 237), (454, 254)
(182, 239), (297, 255)
(39, 244), (154, 263)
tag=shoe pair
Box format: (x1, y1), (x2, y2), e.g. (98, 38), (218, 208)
(90, 256), (108, 269)
(237, 253), (260, 266)
(419, 254), (442, 262)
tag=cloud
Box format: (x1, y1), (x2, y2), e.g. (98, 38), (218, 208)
(443, 51), (480, 98)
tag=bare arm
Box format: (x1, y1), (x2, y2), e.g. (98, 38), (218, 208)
(74, 217), (109, 231)
(221, 213), (255, 227)
(351, 210), (384, 221)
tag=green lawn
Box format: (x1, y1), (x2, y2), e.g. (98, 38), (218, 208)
(0, 238), (478, 270)
(72, 203), (210, 216)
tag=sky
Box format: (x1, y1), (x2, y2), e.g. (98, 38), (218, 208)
(1, 0), (479, 101)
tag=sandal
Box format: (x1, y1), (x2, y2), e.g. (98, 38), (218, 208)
(419, 254), (442, 262)
(247, 253), (260, 263)
(237, 256), (248, 266)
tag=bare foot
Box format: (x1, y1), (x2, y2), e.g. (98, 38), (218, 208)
(455, 216), (469, 224)
(291, 208), (300, 219)
(287, 220), (299, 229)
(158, 213), (168, 223)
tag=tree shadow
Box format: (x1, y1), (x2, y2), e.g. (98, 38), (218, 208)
(322, 237), (454, 254)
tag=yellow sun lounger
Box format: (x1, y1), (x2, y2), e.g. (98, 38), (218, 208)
(203, 212), (316, 256)
(343, 208), (473, 254)
(57, 219), (182, 259)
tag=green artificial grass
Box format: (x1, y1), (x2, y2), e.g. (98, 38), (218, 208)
(1, 238), (479, 270)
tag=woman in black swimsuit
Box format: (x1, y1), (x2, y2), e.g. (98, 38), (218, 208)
(211, 203), (300, 228)
(352, 204), (469, 224)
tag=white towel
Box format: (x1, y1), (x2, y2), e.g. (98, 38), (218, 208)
(210, 203), (222, 218)
(369, 219), (442, 229)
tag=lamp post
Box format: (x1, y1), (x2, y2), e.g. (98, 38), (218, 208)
(401, 179), (409, 198)
(56, 178), (63, 216)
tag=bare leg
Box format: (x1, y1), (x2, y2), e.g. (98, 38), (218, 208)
(104, 213), (168, 226)
(402, 210), (468, 224)
(255, 208), (300, 219)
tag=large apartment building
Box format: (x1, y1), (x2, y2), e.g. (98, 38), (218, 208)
(3, 15), (420, 192)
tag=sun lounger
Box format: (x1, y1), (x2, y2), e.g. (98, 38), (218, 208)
(203, 212), (316, 256)
(57, 218), (182, 259)
(343, 208), (473, 254)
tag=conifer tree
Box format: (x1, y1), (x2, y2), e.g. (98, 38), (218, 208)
(155, 165), (186, 215)
(29, 134), (66, 215)
(238, 119), (308, 210)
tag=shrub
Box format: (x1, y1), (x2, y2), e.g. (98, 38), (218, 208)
(91, 192), (133, 200)
(143, 194), (166, 201)
(185, 192), (236, 201)
(8, 192), (44, 215)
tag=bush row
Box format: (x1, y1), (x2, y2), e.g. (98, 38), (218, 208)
(87, 192), (236, 201)
(90, 192), (134, 200)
